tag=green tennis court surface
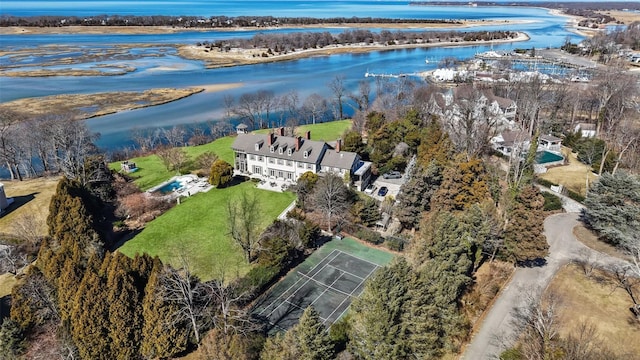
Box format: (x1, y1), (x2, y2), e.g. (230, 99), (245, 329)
(252, 238), (394, 331)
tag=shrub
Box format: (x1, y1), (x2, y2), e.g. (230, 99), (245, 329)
(535, 178), (557, 188)
(237, 264), (280, 296)
(208, 159), (234, 188)
(355, 228), (384, 245)
(384, 236), (406, 251)
(566, 189), (585, 203)
(541, 192), (562, 211)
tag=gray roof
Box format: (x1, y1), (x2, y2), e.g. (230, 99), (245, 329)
(321, 149), (358, 170)
(540, 134), (562, 143)
(232, 133), (327, 164)
(236, 123), (248, 129)
(577, 123), (596, 131)
(500, 130), (530, 147)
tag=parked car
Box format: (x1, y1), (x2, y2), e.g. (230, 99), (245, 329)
(377, 186), (388, 196)
(364, 184), (376, 194)
(382, 171), (402, 179)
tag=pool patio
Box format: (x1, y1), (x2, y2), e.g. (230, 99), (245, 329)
(147, 174), (213, 197)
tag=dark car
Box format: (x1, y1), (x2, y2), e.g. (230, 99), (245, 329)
(383, 171), (402, 179)
(377, 186), (388, 196)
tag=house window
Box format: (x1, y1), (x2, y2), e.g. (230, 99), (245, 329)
(303, 151), (308, 158)
(258, 156), (263, 161)
(287, 172), (293, 180)
(268, 158), (274, 164)
(277, 159), (284, 165)
(298, 162), (304, 168)
(249, 155), (255, 160)
(278, 171), (283, 178)
(253, 166), (262, 174)
(270, 145), (275, 153)
(286, 161), (292, 167)
(279, 147), (283, 154)
(287, 148), (292, 156)
(307, 164), (313, 169)
(254, 144), (260, 151)
(269, 169), (276, 177)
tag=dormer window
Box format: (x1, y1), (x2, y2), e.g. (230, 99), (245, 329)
(255, 143), (260, 151)
(303, 151), (308, 159)
(270, 145), (275, 153)
(278, 147), (283, 154)
(287, 148), (292, 156)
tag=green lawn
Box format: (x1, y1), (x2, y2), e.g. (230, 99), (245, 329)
(254, 120), (353, 142)
(119, 181), (296, 281)
(109, 136), (236, 191)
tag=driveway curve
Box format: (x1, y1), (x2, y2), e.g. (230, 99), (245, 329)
(461, 212), (630, 359)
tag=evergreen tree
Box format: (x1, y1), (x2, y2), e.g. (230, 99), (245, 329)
(396, 161), (442, 230)
(260, 330), (300, 360)
(431, 156), (490, 212)
(57, 252), (83, 321)
(141, 258), (189, 359)
(404, 211), (475, 357)
(583, 171), (640, 248)
(417, 118), (453, 169)
(70, 265), (110, 360)
(107, 253), (143, 360)
(503, 186), (549, 264)
(296, 306), (335, 360)
(348, 259), (410, 359)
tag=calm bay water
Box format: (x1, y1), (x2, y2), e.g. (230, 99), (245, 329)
(0, 1), (584, 150)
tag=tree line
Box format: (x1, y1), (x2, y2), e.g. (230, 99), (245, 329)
(0, 15), (461, 28)
(201, 29), (519, 55)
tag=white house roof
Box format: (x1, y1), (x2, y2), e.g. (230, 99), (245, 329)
(540, 134), (562, 143)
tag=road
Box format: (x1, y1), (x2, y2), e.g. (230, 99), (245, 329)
(461, 212), (630, 359)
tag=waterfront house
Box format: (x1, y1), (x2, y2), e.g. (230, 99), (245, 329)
(231, 127), (373, 191)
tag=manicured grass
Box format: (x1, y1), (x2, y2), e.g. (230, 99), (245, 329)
(539, 147), (597, 196)
(109, 136), (236, 191)
(118, 181), (296, 281)
(0, 176), (61, 240)
(254, 120), (353, 142)
(547, 263), (640, 357)
(296, 120), (352, 142)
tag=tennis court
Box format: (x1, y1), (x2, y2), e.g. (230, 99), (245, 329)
(252, 238), (394, 331)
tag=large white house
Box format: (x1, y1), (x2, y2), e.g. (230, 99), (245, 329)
(231, 127), (373, 191)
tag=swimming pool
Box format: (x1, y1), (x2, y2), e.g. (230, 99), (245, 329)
(535, 151), (564, 164)
(155, 180), (185, 194)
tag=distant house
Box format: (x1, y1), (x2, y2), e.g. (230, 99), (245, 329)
(574, 123), (596, 138)
(434, 85), (517, 130)
(491, 130), (531, 156)
(538, 134), (562, 152)
(231, 127), (373, 191)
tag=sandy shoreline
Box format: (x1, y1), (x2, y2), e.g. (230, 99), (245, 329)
(179, 32), (530, 69)
(0, 19), (532, 35)
(0, 85), (241, 121)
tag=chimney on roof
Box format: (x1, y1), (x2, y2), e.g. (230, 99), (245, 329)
(336, 139), (341, 153)
(278, 127), (284, 136)
(296, 136), (302, 152)
(268, 132), (274, 146)
(305, 131), (311, 140)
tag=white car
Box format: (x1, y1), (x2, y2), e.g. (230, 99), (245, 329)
(364, 184), (376, 195)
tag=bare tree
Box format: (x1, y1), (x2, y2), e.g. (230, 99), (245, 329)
(348, 80), (371, 112)
(511, 288), (563, 360)
(575, 248), (602, 278)
(132, 127), (162, 153)
(156, 147), (188, 173)
(313, 173), (349, 232)
(162, 125), (187, 148)
(10, 212), (44, 247)
(233, 90), (275, 129)
(226, 191), (262, 263)
(328, 75), (346, 119)
(160, 258), (214, 347)
(608, 263), (640, 320)
(301, 93), (328, 125)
